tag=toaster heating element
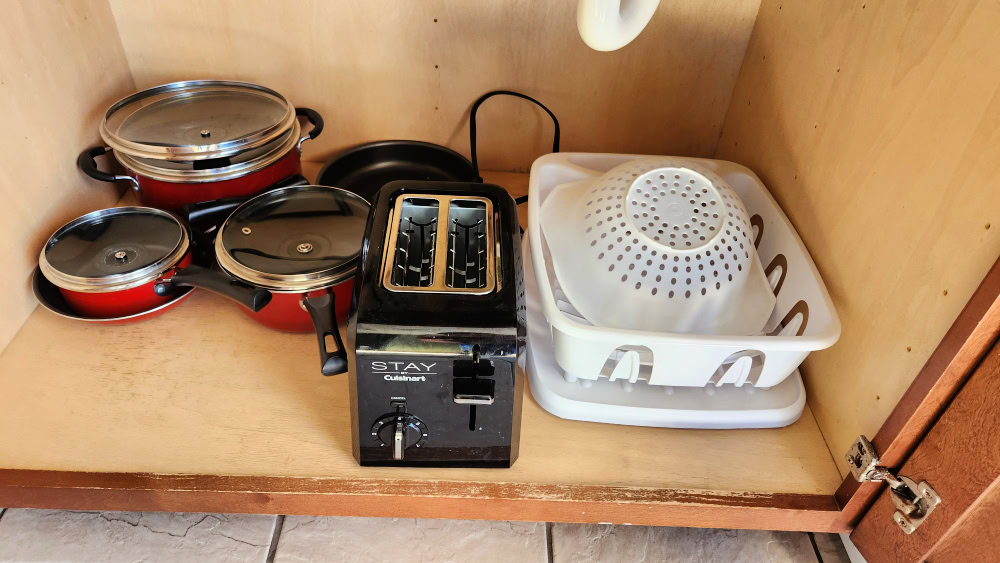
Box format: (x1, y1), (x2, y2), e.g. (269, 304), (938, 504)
(348, 181), (524, 467)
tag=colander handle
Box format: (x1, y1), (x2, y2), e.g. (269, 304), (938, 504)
(469, 90), (560, 183)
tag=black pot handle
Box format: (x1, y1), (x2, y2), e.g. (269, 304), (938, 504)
(469, 90), (560, 183)
(295, 107), (324, 150)
(153, 265), (272, 312)
(78, 146), (140, 190)
(182, 197), (246, 229)
(302, 291), (348, 376)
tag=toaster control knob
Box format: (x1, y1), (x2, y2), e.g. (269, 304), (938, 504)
(372, 413), (427, 460)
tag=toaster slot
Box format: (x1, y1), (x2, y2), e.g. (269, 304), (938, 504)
(446, 199), (488, 289)
(389, 197), (439, 287)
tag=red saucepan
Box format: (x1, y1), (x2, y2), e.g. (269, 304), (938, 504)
(78, 80), (322, 212)
(155, 185), (370, 376)
(38, 206), (269, 321)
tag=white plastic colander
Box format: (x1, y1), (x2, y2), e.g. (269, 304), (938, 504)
(539, 157), (775, 334)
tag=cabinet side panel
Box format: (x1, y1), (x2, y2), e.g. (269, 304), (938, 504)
(0, 0), (136, 353)
(716, 0), (1000, 476)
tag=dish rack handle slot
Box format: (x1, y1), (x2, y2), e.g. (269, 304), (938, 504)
(764, 254), (788, 296)
(708, 349), (766, 386)
(750, 214), (764, 248)
(768, 300), (809, 337)
(599, 345), (653, 383)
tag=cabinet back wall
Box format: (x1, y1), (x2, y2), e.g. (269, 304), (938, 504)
(107, 0), (760, 171)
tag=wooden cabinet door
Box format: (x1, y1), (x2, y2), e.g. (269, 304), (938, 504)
(849, 340), (1000, 562)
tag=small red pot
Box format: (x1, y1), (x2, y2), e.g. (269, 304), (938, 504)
(160, 185), (370, 376)
(59, 252), (194, 318)
(78, 80), (322, 212)
(38, 207), (194, 319)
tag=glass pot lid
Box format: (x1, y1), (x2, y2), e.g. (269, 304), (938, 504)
(39, 207), (190, 292)
(100, 80), (296, 161)
(216, 185), (371, 291)
(113, 121), (299, 183)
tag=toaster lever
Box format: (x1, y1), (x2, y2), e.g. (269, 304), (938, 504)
(453, 378), (496, 405)
(393, 420), (405, 460)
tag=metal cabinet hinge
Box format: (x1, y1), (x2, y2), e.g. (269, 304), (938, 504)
(845, 435), (941, 534)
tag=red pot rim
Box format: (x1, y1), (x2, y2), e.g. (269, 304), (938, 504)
(114, 120), (300, 184)
(39, 207), (190, 293)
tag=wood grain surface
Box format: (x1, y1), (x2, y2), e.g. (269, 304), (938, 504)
(0, 169), (844, 527)
(0, 0), (136, 354)
(0, 469), (845, 532)
(716, 0), (1000, 476)
(850, 342), (1000, 561)
(925, 481), (1000, 562)
(836, 257), (1000, 521)
(106, 0), (760, 172)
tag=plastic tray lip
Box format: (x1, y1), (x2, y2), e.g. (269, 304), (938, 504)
(527, 152), (841, 349)
(523, 236), (807, 429)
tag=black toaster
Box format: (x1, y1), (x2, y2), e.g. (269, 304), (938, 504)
(347, 180), (525, 467)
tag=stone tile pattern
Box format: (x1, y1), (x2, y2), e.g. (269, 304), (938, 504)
(814, 533), (853, 563)
(274, 516), (547, 563)
(0, 509), (276, 562)
(551, 523), (820, 563)
(0, 508), (858, 562)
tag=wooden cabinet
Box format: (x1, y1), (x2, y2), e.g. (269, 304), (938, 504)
(1, 2), (998, 561)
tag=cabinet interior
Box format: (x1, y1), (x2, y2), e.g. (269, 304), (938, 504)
(1, 0), (997, 504)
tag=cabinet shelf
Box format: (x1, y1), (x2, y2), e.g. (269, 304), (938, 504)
(0, 168), (845, 531)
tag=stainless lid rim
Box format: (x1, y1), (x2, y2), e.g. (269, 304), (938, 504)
(214, 185), (367, 292)
(217, 257), (359, 292)
(114, 121), (300, 183)
(38, 207), (191, 293)
(100, 80), (296, 161)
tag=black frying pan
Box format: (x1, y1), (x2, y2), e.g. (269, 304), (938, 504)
(316, 140), (476, 204)
(316, 91), (559, 205)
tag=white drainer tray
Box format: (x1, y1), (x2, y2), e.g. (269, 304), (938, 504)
(527, 153), (841, 389)
(524, 236), (806, 428)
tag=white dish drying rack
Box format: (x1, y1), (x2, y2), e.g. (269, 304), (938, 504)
(524, 153), (840, 428)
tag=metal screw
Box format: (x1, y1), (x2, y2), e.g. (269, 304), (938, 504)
(113, 250), (128, 262)
(241, 227), (252, 235)
(296, 242), (314, 254)
(200, 129), (211, 138)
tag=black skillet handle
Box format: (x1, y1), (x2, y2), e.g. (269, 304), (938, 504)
(468, 91), (560, 183)
(182, 196), (247, 231)
(178, 197), (248, 267)
(78, 146), (140, 190)
(154, 265), (272, 312)
(295, 107), (324, 147)
(302, 291), (348, 376)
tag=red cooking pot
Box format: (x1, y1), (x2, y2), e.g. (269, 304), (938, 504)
(37, 207), (269, 320)
(156, 185), (370, 376)
(77, 80), (322, 212)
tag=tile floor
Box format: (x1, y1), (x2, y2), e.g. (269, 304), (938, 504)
(0, 508), (854, 562)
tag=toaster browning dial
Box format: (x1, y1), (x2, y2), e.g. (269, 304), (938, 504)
(371, 413), (427, 460)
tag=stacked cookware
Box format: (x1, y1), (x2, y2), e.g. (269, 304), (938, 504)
(36, 80), (366, 376)
(37, 83), (541, 468)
